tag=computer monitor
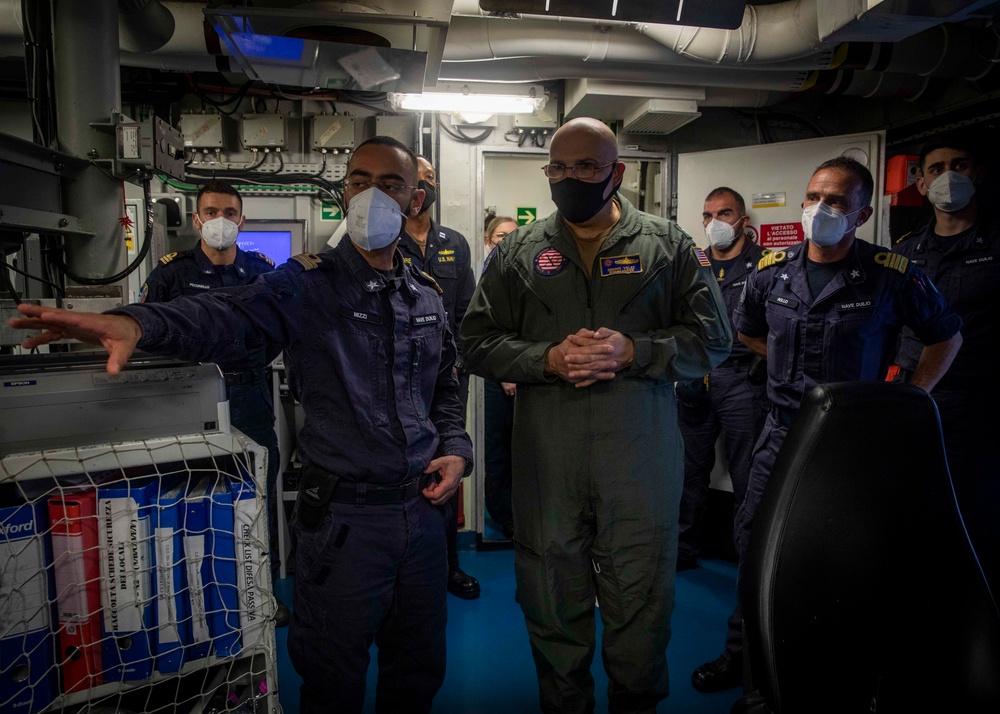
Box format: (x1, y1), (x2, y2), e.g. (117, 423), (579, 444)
(236, 219), (306, 266)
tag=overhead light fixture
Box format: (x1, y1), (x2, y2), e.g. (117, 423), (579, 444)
(388, 83), (547, 115)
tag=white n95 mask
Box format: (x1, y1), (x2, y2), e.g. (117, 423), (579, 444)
(704, 218), (739, 250)
(199, 216), (240, 250)
(802, 202), (860, 247)
(925, 171), (976, 213)
(346, 187), (406, 251)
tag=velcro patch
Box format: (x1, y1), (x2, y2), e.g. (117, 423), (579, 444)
(412, 314), (440, 326)
(534, 247), (567, 276)
(600, 254), (643, 277)
(836, 300), (873, 312)
(341, 308), (382, 325)
(693, 246), (711, 268)
(767, 294), (799, 309)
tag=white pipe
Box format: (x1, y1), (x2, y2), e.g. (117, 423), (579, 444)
(444, 16), (838, 70)
(634, 0), (825, 65)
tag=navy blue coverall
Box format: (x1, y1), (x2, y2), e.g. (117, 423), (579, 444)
(722, 238), (963, 664)
(893, 218), (1000, 591)
(117, 238), (474, 713)
(677, 238), (768, 565)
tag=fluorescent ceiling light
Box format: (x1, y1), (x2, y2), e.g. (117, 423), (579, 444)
(388, 84), (547, 114)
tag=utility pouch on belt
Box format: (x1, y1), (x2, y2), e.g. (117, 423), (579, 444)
(747, 356), (767, 386)
(296, 464), (338, 532)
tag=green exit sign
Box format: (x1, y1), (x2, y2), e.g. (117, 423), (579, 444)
(517, 207), (537, 225)
(321, 204), (342, 221)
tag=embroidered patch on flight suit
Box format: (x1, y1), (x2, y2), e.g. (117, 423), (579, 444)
(600, 254), (642, 277)
(693, 246), (711, 268)
(438, 249), (455, 256)
(534, 247), (567, 276)
(291, 252), (322, 270)
(341, 308), (382, 325)
(159, 252), (178, 265)
(412, 314), (440, 326)
(758, 251), (787, 271)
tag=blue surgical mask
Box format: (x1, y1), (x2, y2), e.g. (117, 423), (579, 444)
(925, 171), (976, 213)
(346, 187), (406, 251)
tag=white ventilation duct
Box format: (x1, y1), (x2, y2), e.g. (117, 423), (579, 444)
(444, 16), (838, 71)
(632, 0), (825, 65)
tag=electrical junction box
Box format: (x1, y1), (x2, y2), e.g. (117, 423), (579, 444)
(241, 113), (287, 148)
(373, 115), (417, 150)
(109, 114), (185, 180)
(512, 112), (558, 130)
(310, 115), (356, 151)
(179, 113), (227, 149)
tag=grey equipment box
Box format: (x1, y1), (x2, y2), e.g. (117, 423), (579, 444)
(0, 353), (229, 457)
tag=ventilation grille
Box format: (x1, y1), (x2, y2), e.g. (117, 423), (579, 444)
(622, 99), (701, 134)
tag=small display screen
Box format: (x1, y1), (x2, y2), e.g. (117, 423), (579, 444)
(237, 230), (292, 266)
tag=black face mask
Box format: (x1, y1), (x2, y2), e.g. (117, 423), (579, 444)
(549, 169), (619, 224)
(418, 180), (437, 214)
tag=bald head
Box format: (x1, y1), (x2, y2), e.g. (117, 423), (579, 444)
(550, 118), (618, 164)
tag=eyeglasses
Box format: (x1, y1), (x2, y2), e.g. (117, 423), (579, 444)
(344, 179), (417, 196)
(541, 161), (617, 180)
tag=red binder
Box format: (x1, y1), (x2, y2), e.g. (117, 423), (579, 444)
(48, 490), (104, 693)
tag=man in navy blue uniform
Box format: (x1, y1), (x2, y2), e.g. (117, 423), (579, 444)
(10, 136), (474, 714)
(139, 180), (289, 625)
(892, 135), (999, 592)
(677, 187), (768, 573)
(398, 155), (480, 600)
(691, 156), (963, 696)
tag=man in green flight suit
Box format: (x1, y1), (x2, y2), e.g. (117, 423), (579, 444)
(461, 117), (732, 714)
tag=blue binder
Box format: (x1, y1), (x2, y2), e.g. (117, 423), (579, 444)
(151, 480), (189, 674)
(206, 476), (240, 657)
(0, 499), (55, 713)
(182, 477), (212, 663)
(96, 479), (157, 682)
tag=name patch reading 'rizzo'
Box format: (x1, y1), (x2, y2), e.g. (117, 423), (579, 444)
(534, 247), (567, 276)
(340, 308), (382, 325)
(412, 314), (440, 326)
(768, 294), (800, 309)
(600, 254), (643, 277)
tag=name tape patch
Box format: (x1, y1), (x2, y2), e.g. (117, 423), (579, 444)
(340, 308), (382, 325)
(413, 314), (440, 326)
(768, 294), (800, 309)
(836, 300), (873, 312)
(600, 254), (643, 277)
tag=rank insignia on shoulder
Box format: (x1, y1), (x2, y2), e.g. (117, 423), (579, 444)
(692, 246), (711, 268)
(416, 270), (444, 294)
(254, 252), (275, 266)
(758, 250), (788, 271)
(159, 252), (178, 265)
(874, 251), (909, 274)
(291, 252), (323, 270)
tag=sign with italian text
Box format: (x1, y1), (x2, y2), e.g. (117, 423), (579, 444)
(760, 222), (804, 249)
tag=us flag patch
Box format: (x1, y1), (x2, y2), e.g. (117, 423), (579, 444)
(534, 247), (567, 276)
(693, 246), (711, 268)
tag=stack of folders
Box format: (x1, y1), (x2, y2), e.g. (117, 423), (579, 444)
(0, 472), (268, 711)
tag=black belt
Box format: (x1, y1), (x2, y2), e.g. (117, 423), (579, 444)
(330, 473), (433, 506)
(772, 406), (796, 429)
(223, 368), (267, 386)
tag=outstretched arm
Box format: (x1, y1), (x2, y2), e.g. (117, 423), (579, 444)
(9, 304), (142, 375)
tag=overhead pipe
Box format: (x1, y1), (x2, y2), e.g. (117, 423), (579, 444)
(119, 0), (175, 53)
(632, 0), (825, 65)
(800, 70), (931, 101)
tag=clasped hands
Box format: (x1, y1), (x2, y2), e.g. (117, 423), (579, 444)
(545, 327), (634, 388)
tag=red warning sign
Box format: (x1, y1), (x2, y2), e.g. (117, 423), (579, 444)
(760, 222), (804, 249)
